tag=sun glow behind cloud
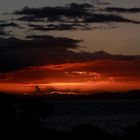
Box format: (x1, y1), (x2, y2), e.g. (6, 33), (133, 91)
(0, 59), (140, 94)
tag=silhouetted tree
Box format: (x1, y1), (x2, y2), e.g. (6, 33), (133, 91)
(33, 85), (42, 95)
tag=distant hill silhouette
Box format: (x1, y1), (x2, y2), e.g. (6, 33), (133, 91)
(37, 90), (140, 101)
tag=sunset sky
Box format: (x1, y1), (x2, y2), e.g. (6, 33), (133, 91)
(0, 0), (140, 94)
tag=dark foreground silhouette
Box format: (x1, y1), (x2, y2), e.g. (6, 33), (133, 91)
(0, 92), (140, 139)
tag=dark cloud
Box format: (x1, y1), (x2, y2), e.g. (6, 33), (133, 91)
(15, 3), (93, 22)
(2, 59), (140, 84)
(0, 20), (6, 23)
(15, 2), (93, 16)
(83, 13), (140, 24)
(0, 36), (81, 73)
(0, 34), (140, 74)
(17, 16), (43, 22)
(0, 3), (139, 74)
(60, 50), (140, 62)
(105, 7), (140, 13)
(28, 23), (88, 31)
(26, 35), (81, 48)
(0, 30), (7, 35)
(0, 22), (19, 28)
(96, 2), (110, 5)
(0, 35), (81, 50)
(14, 3), (140, 24)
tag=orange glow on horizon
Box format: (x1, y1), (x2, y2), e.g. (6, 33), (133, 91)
(0, 60), (140, 94)
(0, 80), (140, 94)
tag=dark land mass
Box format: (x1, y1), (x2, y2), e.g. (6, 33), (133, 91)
(34, 89), (140, 101)
(0, 90), (140, 139)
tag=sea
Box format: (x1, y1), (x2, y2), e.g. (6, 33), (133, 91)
(46, 100), (140, 135)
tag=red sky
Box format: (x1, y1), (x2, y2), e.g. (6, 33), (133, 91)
(0, 59), (140, 94)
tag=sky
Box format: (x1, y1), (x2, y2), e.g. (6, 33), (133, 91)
(0, 0), (140, 94)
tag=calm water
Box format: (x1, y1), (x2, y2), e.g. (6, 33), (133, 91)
(47, 100), (140, 135)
